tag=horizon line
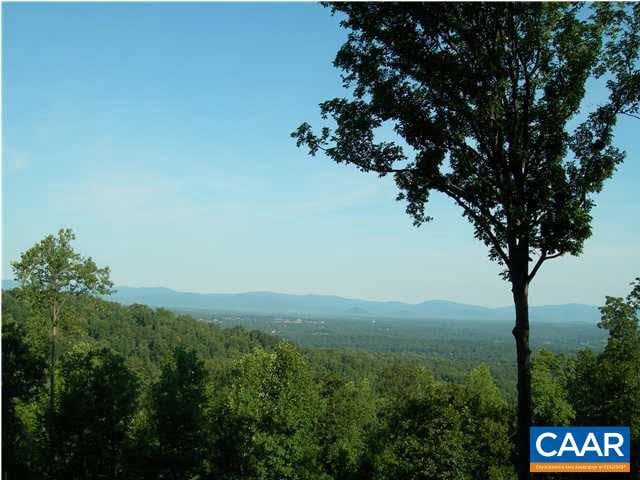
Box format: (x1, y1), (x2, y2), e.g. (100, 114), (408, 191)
(1, 278), (600, 309)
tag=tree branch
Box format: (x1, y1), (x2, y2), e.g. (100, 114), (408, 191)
(528, 251), (546, 282)
(316, 145), (410, 174)
(621, 110), (640, 121)
(440, 185), (510, 266)
(528, 250), (564, 282)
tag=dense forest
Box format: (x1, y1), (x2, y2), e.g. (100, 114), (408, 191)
(180, 309), (606, 395)
(3, 279), (639, 479)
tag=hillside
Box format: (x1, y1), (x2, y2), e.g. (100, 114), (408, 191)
(1, 288), (278, 379)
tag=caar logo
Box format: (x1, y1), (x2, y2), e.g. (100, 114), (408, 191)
(530, 427), (630, 473)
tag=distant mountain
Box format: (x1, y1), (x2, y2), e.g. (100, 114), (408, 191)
(1, 279), (601, 323)
(100, 285), (599, 323)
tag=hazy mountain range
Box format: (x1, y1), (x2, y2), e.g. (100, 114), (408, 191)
(2, 279), (600, 323)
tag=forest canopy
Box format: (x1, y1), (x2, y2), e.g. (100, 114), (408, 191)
(3, 278), (639, 479)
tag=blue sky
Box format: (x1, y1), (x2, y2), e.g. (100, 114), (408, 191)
(3, 3), (639, 307)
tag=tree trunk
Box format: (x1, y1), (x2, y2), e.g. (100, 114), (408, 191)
(512, 275), (532, 480)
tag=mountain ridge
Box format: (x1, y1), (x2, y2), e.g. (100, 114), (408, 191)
(1, 280), (600, 323)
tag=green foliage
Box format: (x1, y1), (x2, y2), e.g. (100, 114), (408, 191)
(569, 348), (601, 424)
(2, 322), (46, 405)
(368, 365), (513, 480)
(53, 344), (138, 479)
(212, 342), (326, 480)
(461, 366), (513, 480)
(378, 360), (436, 403)
(2, 288), (49, 356)
(11, 228), (113, 302)
(531, 350), (575, 425)
(566, 279), (640, 478)
(293, 8), (638, 476)
(293, 3), (638, 273)
(10, 227), (116, 473)
(573, 279), (640, 436)
(3, 276), (639, 479)
(2, 289), (278, 380)
(2, 322), (46, 479)
(152, 346), (209, 479)
(318, 375), (376, 479)
(372, 379), (469, 480)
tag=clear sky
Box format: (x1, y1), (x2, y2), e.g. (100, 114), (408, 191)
(2, 3), (639, 307)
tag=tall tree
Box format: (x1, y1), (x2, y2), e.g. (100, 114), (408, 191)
(317, 375), (376, 480)
(152, 346), (209, 480)
(293, 4), (639, 477)
(462, 366), (513, 480)
(2, 322), (46, 479)
(54, 344), (138, 480)
(11, 229), (113, 453)
(372, 377), (469, 480)
(531, 350), (575, 426)
(212, 342), (324, 480)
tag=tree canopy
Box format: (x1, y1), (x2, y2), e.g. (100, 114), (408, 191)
(11, 228), (113, 300)
(294, 3), (639, 279)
